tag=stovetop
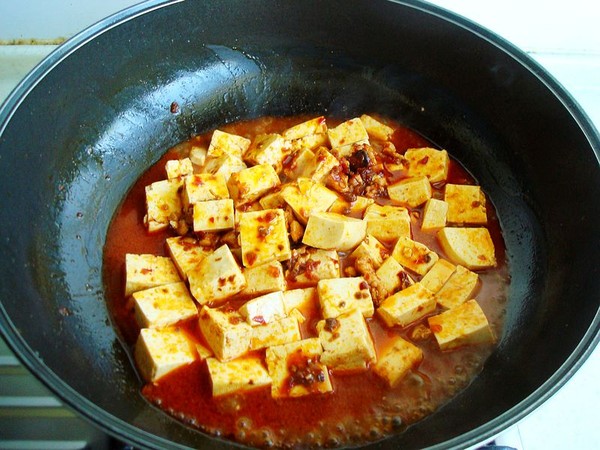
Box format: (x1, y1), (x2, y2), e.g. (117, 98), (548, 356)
(0, 1), (599, 449)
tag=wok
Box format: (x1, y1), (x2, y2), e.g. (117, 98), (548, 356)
(0, 0), (598, 448)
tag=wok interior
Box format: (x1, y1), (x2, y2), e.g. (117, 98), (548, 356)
(0, 1), (598, 448)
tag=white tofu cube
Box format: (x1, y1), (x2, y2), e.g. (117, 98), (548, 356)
(445, 184), (488, 225)
(287, 247), (340, 286)
(144, 178), (183, 233)
(282, 116), (327, 140)
(125, 253), (181, 297)
(350, 234), (388, 269)
(251, 316), (302, 350)
(281, 287), (317, 315)
(288, 133), (329, 153)
(202, 153), (247, 180)
(241, 261), (286, 296)
(421, 198), (448, 233)
(182, 173), (229, 210)
(373, 337), (423, 387)
(134, 327), (196, 382)
(258, 188), (285, 210)
(438, 227), (497, 269)
(359, 114), (394, 141)
(244, 133), (290, 173)
(282, 148), (317, 181)
(189, 145), (207, 167)
(311, 147), (339, 183)
(435, 265), (479, 310)
(227, 164), (281, 207)
(132, 281), (198, 329)
(238, 209), (291, 267)
(316, 308), (376, 371)
(317, 276), (374, 318)
(192, 199), (235, 232)
(280, 179), (338, 225)
(165, 157), (194, 179)
(420, 259), (456, 293)
(265, 338), (333, 398)
(198, 305), (252, 361)
(327, 118), (370, 157)
(165, 236), (210, 281)
(207, 129), (251, 159)
(206, 355), (271, 397)
(302, 212), (366, 251)
(363, 204), (411, 243)
(239, 291), (286, 326)
(187, 244), (246, 304)
(377, 283), (436, 328)
(375, 256), (415, 297)
(404, 147), (449, 183)
(428, 299), (495, 350)
(388, 176), (433, 208)
(391, 236), (439, 276)
(329, 195), (374, 216)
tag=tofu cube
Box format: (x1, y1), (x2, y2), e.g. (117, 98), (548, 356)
(251, 316), (302, 350)
(239, 291), (287, 326)
(421, 198), (448, 233)
(189, 145), (207, 167)
(288, 133), (329, 153)
(350, 234), (388, 269)
(435, 265), (479, 310)
(265, 338), (333, 398)
(241, 261), (286, 297)
(391, 236), (439, 276)
(227, 164), (281, 207)
(363, 204), (411, 243)
(420, 258), (456, 293)
(165, 236), (210, 281)
(202, 153), (247, 180)
(359, 114), (394, 141)
(377, 283), (436, 328)
(327, 118), (370, 157)
(373, 337), (423, 387)
(165, 157), (194, 179)
(187, 244), (246, 304)
(438, 227), (497, 269)
(302, 212), (366, 251)
(282, 116), (327, 140)
(317, 276), (374, 318)
(244, 133), (290, 173)
(206, 355), (272, 397)
(388, 176), (432, 208)
(404, 148), (449, 183)
(281, 179), (338, 225)
(330, 195), (374, 216)
(375, 256), (415, 297)
(134, 327), (196, 382)
(132, 281), (198, 329)
(207, 129), (251, 159)
(144, 178), (183, 232)
(238, 209), (291, 267)
(195, 342), (213, 360)
(287, 247), (340, 286)
(198, 305), (252, 361)
(125, 253), (181, 297)
(282, 148), (317, 181)
(311, 147), (339, 183)
(258, 188), (285, 210)
(182, 173), (229, 210)
(282, 287), (317, 315)
(316, 308), (377, 371)
(428, 299), (495, 350)
(445, 184), (488, 225)
(192, 199), (235, 232)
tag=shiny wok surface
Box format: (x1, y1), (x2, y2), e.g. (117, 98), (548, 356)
(0, 0), (598, 448)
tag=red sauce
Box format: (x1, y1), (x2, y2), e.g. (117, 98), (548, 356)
(102, 115), (509, 448)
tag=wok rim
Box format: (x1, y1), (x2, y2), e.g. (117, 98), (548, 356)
(0, 0), (598, 448)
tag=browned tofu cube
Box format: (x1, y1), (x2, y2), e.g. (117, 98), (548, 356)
(445, 184), (488, 225)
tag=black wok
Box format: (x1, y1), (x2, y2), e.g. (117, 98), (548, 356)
(0, 0), (598, 448)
